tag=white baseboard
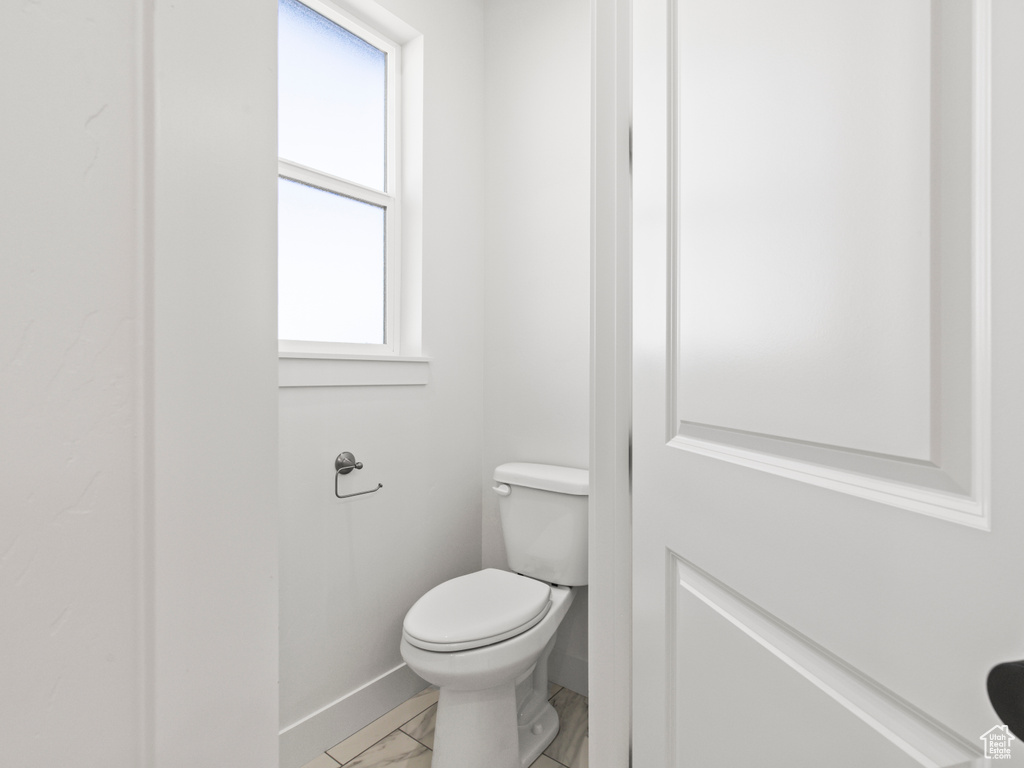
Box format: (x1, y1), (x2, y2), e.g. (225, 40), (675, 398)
(279, 663), (428, 768)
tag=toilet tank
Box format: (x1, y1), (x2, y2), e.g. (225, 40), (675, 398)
(493, 463), (589, 586)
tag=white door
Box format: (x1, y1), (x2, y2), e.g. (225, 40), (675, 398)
(631, 0), (1024, 765)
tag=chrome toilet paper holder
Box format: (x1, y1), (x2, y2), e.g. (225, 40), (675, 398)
(334, 452), (383, 499)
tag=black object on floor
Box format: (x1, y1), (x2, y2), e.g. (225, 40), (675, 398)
(988, 660), (1024, 738)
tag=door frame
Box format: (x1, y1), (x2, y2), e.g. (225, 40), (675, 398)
(589, 0), (633, 765)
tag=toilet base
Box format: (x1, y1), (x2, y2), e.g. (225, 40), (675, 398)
(432, 683), (519, 768)
(515, 635), (560, 766)
(431, 684), (560, 768)
(517, 700), (559, 767)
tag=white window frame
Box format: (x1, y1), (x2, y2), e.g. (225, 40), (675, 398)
(278, 0), (403, 358)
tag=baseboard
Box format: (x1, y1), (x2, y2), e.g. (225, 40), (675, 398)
(550, 652), (589, 698)
(279, 662), (428, 768)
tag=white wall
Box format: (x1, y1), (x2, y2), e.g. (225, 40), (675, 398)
(277, 1), (487, 764)
(150, 0), (280, 764)
(280, 0), (594, 758)
(0, 0), (143, 763)
(2, 0), (591, 764)
(5, 0), (484, 762)
(1, 0), (281, 766)
(481, 0), (592, 694)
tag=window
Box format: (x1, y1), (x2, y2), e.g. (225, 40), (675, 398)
(278, 0), (402, 356)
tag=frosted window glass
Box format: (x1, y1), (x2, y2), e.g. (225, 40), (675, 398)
(278, 178), (385, 345)
(279, 0), (387, 190)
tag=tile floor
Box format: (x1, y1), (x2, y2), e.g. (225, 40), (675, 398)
(300, 683), (588, 768)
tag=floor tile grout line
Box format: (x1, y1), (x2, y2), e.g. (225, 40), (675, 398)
(401, 731), (433, 753)
(392, 688), (438, 727)
(398, 700), (436, 733)
(305, 753), (343, 768)
(396, 699), (437, 753)
(397, 704), (436, 751)
(327, 688), (438, 766)
(334, 728), (411, 768)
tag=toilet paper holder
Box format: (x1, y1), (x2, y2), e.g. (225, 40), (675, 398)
(334, 452), (383, 499)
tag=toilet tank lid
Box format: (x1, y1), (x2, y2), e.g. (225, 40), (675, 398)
(493, 463), (589, 495)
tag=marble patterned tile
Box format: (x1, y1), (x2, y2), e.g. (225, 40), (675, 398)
(529, 755), (566, 768)
(341, 731), (432, 768)
(571, 731), (589, 768)
(299, 754), (342, 768)
(327, 687), (439, 765)
(544, 688), (589, 768)
(399, 702), (436, 748)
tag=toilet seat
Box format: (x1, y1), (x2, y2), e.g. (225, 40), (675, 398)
(403, 569), (552, 652)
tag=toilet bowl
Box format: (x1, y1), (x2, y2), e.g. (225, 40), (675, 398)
(399, 463), (588, 768)
(401, 572), (575, 768)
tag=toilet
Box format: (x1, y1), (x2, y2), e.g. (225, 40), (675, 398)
(400, 462), (588, 768)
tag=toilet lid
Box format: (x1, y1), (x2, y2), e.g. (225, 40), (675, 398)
(403, 569), (552, 652)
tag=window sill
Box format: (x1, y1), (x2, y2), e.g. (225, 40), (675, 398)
(278, 354), (430, 387)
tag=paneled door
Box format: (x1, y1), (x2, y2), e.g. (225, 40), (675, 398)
(631, 0), (1024, 765)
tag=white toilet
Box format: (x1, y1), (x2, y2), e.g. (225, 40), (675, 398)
(400, 462), (588, 768)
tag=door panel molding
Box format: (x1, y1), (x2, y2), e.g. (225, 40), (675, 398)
(665, 0), (992, 530)
(666, 553), (981, 767)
